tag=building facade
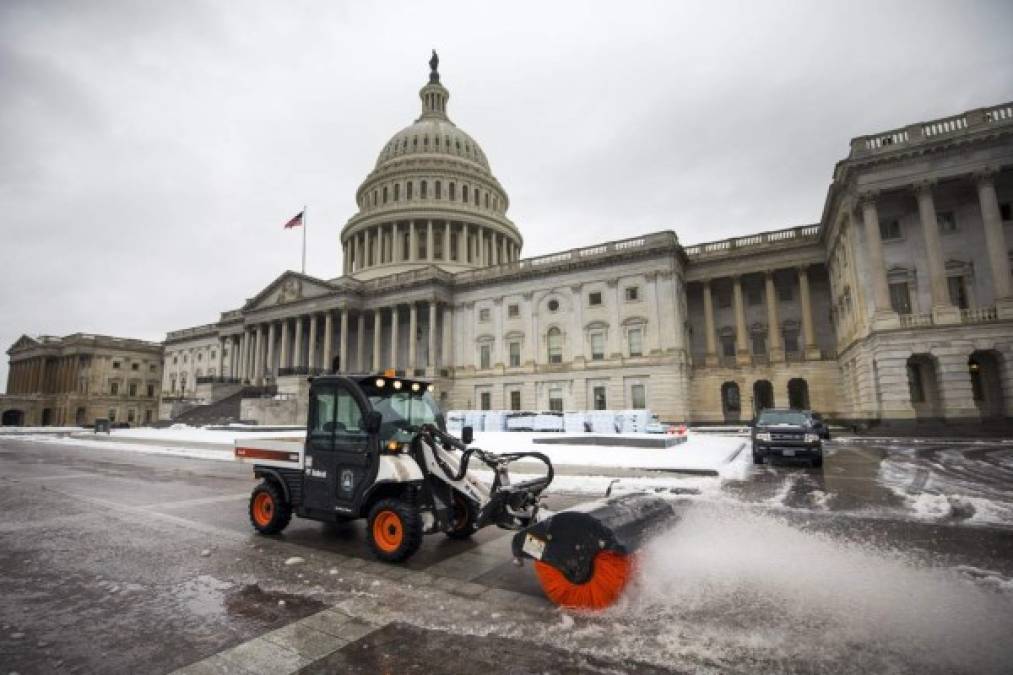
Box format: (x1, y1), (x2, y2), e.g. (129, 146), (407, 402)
(1, 333), (163, 426)
(156, 57), (1013, 427)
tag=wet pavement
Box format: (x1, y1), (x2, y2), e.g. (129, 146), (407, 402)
(1, 435), (1012, 673)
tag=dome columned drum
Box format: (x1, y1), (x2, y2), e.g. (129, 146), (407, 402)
(341, 54), (522, 280)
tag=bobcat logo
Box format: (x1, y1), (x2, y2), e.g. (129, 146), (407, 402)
(340, 469), (355, 496)
(276, 277), (303, 304)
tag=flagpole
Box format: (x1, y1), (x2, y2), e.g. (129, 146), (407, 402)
(301, 205), (307, 274)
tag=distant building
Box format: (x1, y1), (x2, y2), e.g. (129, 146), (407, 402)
(157, 57), (1013, 426)
(1, 333), (163, 426)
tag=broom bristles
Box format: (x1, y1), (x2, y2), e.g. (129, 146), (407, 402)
(534, 550), (633, 610)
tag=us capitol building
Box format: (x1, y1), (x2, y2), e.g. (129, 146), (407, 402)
(41, 54), (1013, 428)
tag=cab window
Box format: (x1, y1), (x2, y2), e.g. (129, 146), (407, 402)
(335, 388), (364, 434)
(311, 389), (336, 433)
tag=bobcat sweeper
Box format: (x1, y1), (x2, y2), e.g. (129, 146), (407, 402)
(236, 372), (676, 610)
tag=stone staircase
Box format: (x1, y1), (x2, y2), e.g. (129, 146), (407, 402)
(170, 391), (246, 426)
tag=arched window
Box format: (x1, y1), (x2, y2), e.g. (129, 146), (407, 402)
(484, 192), (490, 208)
(382, 186), (388, 204)
(423, 135), (429, 147)
(421, 181), (428, 199)
(463, 185), (469, 202)
(372, 190), (378, 206)
(547, 328), (563, 364)
(449, 182), (456, 200)
(413, 136), (418, 148)
(394, 183), (400, 201)
(435, 181), (442, 199)
(406, 182), (413, 200)
(474, 190), (479, 206)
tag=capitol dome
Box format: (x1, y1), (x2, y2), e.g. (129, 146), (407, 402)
(341, 52), (522, 280)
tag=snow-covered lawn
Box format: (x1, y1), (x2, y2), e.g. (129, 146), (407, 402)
(0, 426), (85, 434)
(6, 425), (747, 480)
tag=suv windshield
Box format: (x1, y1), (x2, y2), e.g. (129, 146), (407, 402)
(757, 410), (810, 427)
(368, 391), (445, 440)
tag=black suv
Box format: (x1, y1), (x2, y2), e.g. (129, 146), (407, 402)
(751, 408), (824, 468)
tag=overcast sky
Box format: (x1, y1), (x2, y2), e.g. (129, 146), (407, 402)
(2, 0), (1012, 390)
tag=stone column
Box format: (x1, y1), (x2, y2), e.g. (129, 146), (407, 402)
(608, 280), (621, 358)
(393, 223), (402, 263)
(442, 305), (453, 369)
(524, 294), (536, 366)
(479, 228), (486, 266)
(702, 281), (718, 366)
(409, 221), (417, 262)
(254, 325), (264, 385)
(457, 224), (467, 263)
(232, 336), (240, 377)
(38, 357), (47, 394)
(732, 276), (750, 365)
(390, 305), (400, 371)
(859, 193), (901, 329)
(217, 337), (225, 376)
(279, 319), (289, 371)
(343, 241), (350, 276)
(266, 322), (276, 379)
(308, 313), (318, 371)
(764, 271), (784, 362)
(356, 313), (365, 372)
(570, 284), (584, 363)
(339, 309), (348, 373)
(239, 330), (248, 381)
(915, 181), (960, 324)
(975, 169), (1013, 318)
(323, 310), (334, 373)
(372, 310), (382, 371)
(294, 316), (303, 369)
(798, 266), (820, 359)
(428, 302), (437, 372)
(426, 220), (434, 262)
(492, 233), (500, 265)
(644, 272), (660, 354)
(443, 223), (452, 262)
(408, 303), (418, 371)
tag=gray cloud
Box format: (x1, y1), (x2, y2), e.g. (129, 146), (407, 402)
(2, 0), (1012, 388)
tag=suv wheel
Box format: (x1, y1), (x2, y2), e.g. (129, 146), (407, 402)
(752, 451), (764, 465)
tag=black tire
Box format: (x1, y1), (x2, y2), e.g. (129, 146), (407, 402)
(811, 453), (824, 469)
(753, 452), (764, 465)
(445, 491), (478, 540)
(367, 498), (423, 563)
(249, 480), (292, 535)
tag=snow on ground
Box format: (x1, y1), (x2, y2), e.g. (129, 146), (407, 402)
(93, 425), (306, 445)
(0, 426), (85, 434)
(9, 433), (236, 462)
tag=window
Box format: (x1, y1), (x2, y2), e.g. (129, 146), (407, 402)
(777, 284), (793, 302)
(449, 182), (456, 200)
(631, 384), (646, 410)
(127, 409), (136, 424)
(746, 287), (762, 306)
(751, 332), (766, 355)
(394, 184), (400, 201)
(173, 356), (178, 365)
(108, 409), (117, 423)
(197, 353), (203, 362)
(406, 182), (413, 200)
(547, 299), (559, 312)
(480, 392), (491, 411)
(547, 328), (563, 363)
(624, 286), (640, 302)
(508, 304), (519, 318)
(110, 382), (119, 395)
(509, 341), (521, 367)
(312, 389), (336, 433)
(183, 355), (188, 363)
(593, 386), (607, 410)
(435, 181), (442, 199)
(113, 361), (121, 369)
(170, 376), (176, 392)
(947, 276), (969, 309)
(128, 383), (137, 397)
(937, 211), (957, 233)
(479, 308), (490, 322)
(463, 185), (469, 202)
(131, 362), (139, 371)
(480, 345), (491, 370)
(591, 333), (605, 360)
(335, 389), (363, 434)
(510, 390), (521, 411)
(908, 363), (925, 403)
(147, 384), (155, 398)
(717, 291), (732, 309)
(548, 388), (563, 412)
(382, 186), (388, 204)
(145, 410), (153, 423)
(879, 219), (902, 240)
(628, 327), (643, 357)
(720, 334), (736, 358)
(210, 351), (216, 360)
(421, 181), (428, 199)
(588, 291), (602, 306)
(889, 282), (912, 314)
(783, 329), (799, 354)
(149, 364), (156, 372)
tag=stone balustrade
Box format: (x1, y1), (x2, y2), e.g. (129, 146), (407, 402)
(851, 101), (1013, 158)
(683, 224), (821, 259)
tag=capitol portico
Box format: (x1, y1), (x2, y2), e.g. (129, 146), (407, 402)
(148, 54), (1013, 429)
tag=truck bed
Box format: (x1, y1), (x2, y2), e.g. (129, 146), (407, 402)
(234, 437), (304, 468)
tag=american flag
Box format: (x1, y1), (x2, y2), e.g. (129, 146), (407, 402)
(283, 211), (304, 229)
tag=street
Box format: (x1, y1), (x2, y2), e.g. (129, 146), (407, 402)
(1, 436), (1012, 674)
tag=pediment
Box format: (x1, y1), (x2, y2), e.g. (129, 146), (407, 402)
(6, 335), (40, 355)
(243, 271), (335, 311)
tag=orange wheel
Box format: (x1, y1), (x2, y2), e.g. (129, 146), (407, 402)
(534, 550), (634, 610)
(252, 491), (274, 528)
(372, 510), (404, 553)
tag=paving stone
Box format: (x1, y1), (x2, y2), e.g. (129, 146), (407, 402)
(296, 609), (355, 638)
(261, 622), (349, 661)
(216, 638), (310, 675)
(172, 653), (255, 675)
(332, 618), (378, 643)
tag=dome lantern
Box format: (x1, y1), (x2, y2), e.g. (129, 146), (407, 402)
(419, 50), (449, 120)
